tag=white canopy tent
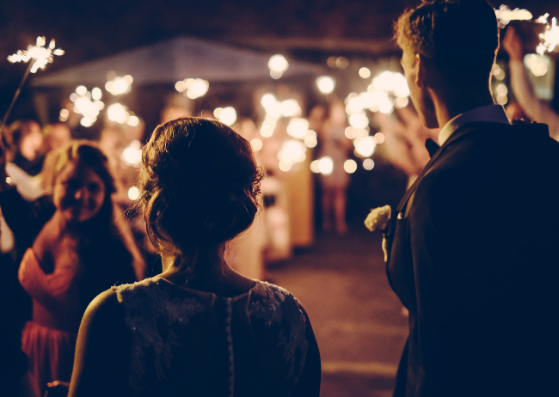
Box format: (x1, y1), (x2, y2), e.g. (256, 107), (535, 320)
(32, 36), (324, 87)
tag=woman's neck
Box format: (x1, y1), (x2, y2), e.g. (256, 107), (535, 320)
(160, 249), (256, 295)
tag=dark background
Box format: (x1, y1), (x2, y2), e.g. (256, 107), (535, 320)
(2, 0), (558, 116)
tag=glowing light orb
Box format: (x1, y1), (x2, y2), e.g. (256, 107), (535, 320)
(70, 86), (103, 127)
(316, 76), (336, 94)
(219, 107), (237, 126)
(318, 157), (334, 175)
(80, 117), (95, 127)
(363, 158), (375, 170)
(344, 159), (358, 174)
(175, 78), (209, 99)
(261, 93), (276, 108)
(279, 160), (292, 172)
(128, 186), (140, 200)
(359, 67), (371, 79)
(349, 112), (369, 129)
(250, 138), (263, 152)
(127, 115), (140, 127)
(286, 118), (309, 139)
(122, 141), (142, 166)
(91, 87), (102, 100)
(105, 75), (133, 96)
(281, 99), (302, 117)
(310, 160), (321, 173)
(496, 84), (508, 96)
(59, 109), (69, 122)
(395, 97), (409, 109)
(374, 132), (386, 144)
(354, 136), (376, 158)
(304, 130), (318, 148)
(278, 140), (307, 164)
(269, 54), (289, 78)
(524, 53), (550, 77)
(107, 103), (129, 124)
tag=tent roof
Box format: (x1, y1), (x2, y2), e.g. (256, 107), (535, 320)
(31, 36), (324, 87)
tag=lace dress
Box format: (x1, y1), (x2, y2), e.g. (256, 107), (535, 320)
(112, 277), (318, 396)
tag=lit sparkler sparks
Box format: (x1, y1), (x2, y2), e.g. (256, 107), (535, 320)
(496, 6), (559, 55)
(538, 17), (559, 55)
(8, 36), (64, 73)
(495, 5), (533, 27)
(1, 36), (64, 138)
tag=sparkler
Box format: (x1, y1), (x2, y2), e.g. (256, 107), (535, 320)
(1, 37), (64, 138)
(496, 6), (559, 55)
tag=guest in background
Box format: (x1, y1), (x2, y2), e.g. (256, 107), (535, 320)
(316, 101), (352, 234)
(0, 141), (143, 397)
(503, 26), (559, 140)
(6, 120), (44, 176)
(69, 118), (320, 397)
(42, 123), (73, 153)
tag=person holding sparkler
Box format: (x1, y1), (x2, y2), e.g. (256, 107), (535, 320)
(379, 1), (559, 395)
(503, 25), (559, 140)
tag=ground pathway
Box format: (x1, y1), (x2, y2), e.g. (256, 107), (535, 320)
(268, 228), (408, 397)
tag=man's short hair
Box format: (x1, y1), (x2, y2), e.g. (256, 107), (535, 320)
(395, 0), (499, 85)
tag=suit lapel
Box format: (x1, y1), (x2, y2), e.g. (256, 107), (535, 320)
(395, 122), (499, 214)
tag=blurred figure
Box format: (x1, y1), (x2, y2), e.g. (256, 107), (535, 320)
(6, 120), (44, 176)
(316, 101), (352, 234)
(68, 118), (320, 397)
(3, 121), (46, 201)
(227, 118), (266, 280)
(42, 124), (72, 153)
(375, 106), (439, 186)
(503, 26), (559, 140)
(0, 141), (143, 397)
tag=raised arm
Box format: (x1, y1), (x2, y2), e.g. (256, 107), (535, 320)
(503, 27), (559, 139)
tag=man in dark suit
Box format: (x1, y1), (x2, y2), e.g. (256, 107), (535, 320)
(386, 1), (559, 396)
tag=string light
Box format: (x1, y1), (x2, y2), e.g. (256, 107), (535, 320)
(70, 86), (104, 127)
(316, 76), (336, 94)
(269, 54), (289, 79)
(105, 75), (133, 96)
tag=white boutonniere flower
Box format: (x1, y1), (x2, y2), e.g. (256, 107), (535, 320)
(364, 205), (392, 262)
(364, 205), (392, 232)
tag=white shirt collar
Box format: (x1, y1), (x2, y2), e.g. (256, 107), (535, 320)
(438, 104), (511, 145)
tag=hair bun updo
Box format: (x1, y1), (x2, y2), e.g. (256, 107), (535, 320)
(137, 117), (263, 257)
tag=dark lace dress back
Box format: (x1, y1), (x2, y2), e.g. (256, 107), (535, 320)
(113, 277), (309, 397)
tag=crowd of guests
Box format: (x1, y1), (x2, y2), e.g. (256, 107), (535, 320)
(0, 116), (321, 397)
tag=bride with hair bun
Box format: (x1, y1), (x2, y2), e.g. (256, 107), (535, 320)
(69, 117), (321, 397)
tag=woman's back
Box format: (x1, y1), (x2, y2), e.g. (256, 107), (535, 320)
(71, 277), (320, 397)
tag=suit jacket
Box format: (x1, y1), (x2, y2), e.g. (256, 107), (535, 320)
(386, 122), (559, 397)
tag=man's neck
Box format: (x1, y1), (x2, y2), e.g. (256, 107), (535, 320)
(433, 91), (495, 129)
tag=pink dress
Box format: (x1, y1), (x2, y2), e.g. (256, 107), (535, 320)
(18, 248), (82, 397)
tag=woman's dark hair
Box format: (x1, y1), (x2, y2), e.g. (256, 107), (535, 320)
(137, 117), (263, 262)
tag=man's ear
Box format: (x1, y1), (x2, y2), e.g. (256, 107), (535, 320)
(416, 54), (427, 89)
